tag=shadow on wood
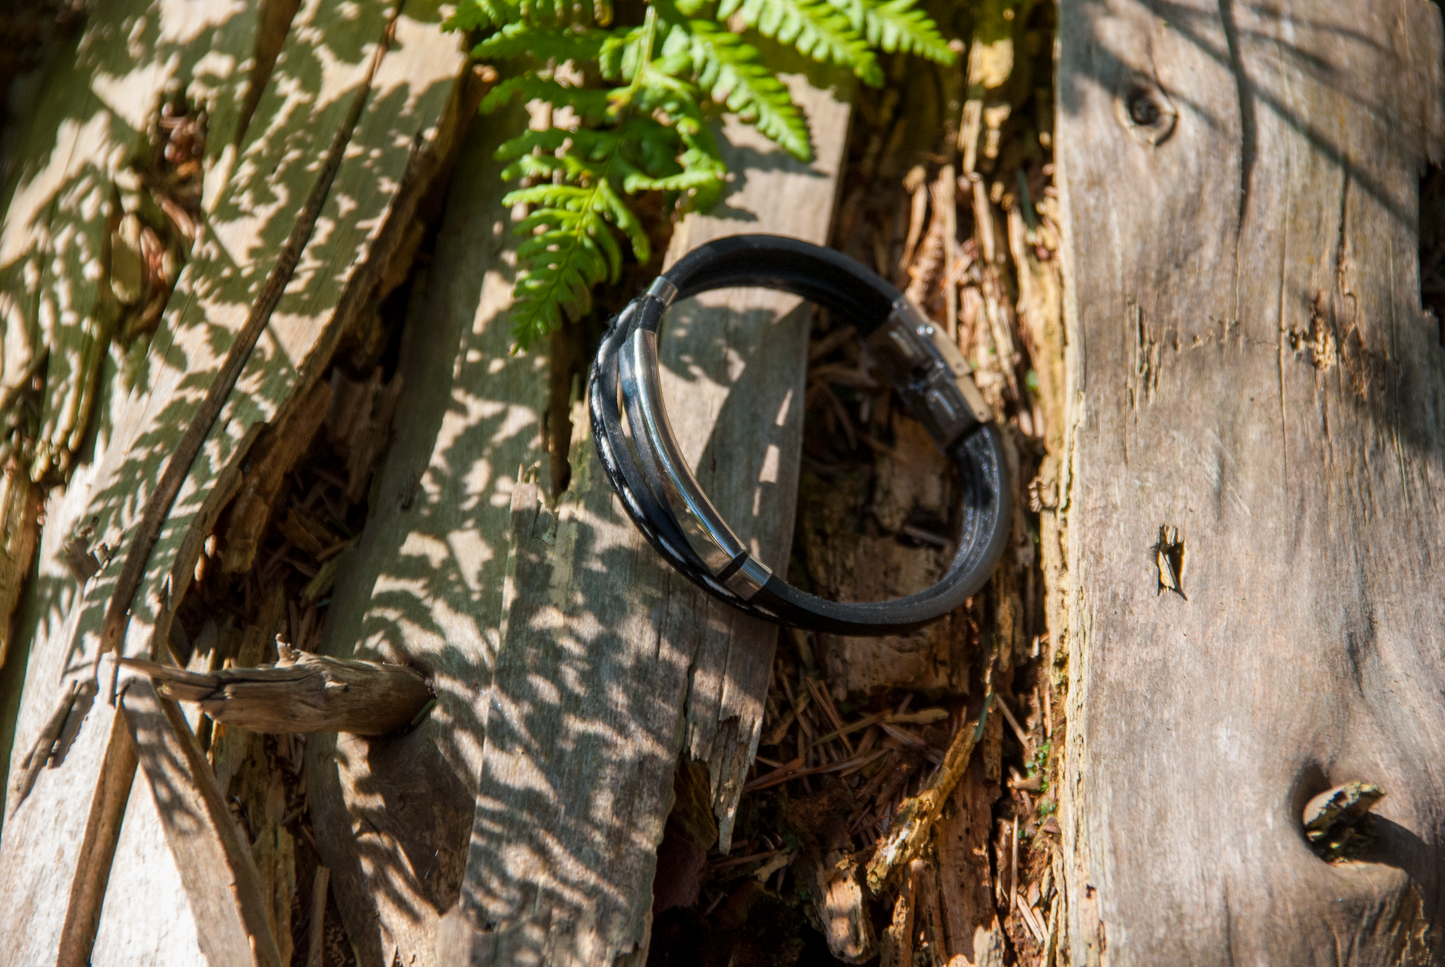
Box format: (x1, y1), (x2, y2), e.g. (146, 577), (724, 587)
(1055, 0), (1445, 961)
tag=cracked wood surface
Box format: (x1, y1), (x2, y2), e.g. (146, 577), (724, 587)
(0, 0), (263, 784)
(0, 0), (467, 963)
(306, 58), (850, 967)
(442, 68), (850, 966)
(1055, 0), (1445, 962)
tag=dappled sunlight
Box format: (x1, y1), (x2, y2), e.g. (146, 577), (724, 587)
(1, 0), (469, 960)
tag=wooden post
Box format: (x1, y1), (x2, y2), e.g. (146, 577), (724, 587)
(1054, 0), (1445, 960)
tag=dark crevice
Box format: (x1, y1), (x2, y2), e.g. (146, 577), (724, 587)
(1419, 163), (1445, 345)
(1217, 0), (1256, 229)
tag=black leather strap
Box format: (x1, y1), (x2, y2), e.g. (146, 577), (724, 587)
(590, 234), (1013, 636)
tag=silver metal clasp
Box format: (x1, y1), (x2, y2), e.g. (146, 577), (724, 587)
(865, 299), (992, 447)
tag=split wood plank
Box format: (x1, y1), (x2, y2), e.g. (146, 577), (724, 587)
(0, 0), (268, 957)
(304, 99), (544, 967)
(1055, 0), (1445, 962)
(114, 676), (283, 967)
(92, 4), (470, 963)
(0, 0), (261, 480)
(439, 64), (852, 967)
(0, 1), (467, 964)
(0, 0), (263, 764)
(87, 758), (206, 964)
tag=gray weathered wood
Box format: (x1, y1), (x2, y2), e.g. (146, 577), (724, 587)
(116, 676), (283, 967)
(0, 0), (262, 811)
(307, 61), (851, 967)
(304, 98), (544, 967)
(439, 69), (852, 967)
(0, 0), (466, 961)
(88, 764), (206, 966)
(1055, 0), (1445, 961)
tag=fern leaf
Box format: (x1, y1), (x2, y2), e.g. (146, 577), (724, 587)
(726, 0), (882, 85)
(482, 76), (612, 122)
(664, 20), (812, 161)
(508, 225), (609, 349)
(832, 0), (956, 63)
(446, 0), (521, 30)
(473, 21), (610, 63)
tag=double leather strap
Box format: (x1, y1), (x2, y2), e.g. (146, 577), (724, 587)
(589, 234), (1012, 636)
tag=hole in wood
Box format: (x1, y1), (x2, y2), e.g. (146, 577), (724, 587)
(1115, 78), (1177, 147)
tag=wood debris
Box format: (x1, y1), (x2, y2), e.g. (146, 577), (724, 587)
(116, 645), (431, 736)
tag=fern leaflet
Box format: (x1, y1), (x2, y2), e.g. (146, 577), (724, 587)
(456, 0), (953, 349)
(718, 0), (882, 85)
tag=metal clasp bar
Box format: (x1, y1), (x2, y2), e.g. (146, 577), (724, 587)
(864, 299), (993, 447)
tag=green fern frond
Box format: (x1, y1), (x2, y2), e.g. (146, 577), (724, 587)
(446, 0), (522, 30)
(508, 225), (609, 348)
(719, 0), (883, 85)
(482, 77), (613, 122)
(664, 20), (812, 160)
(500, 126), (663, 347)
(473, 21), (611, 63)
(830, 0), (955, 63)
(477, 0), (952, 350)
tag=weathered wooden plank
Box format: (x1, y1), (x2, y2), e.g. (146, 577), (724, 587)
(0, 0), (263, 791)
(0, 0), (466, 961)
(1055, 0), (1445, 961)
(304, 57), (849, 967)
(116, 677), (283, 967)
(438, 67), (852, 967)
(88, 765), (206, 966)
(90, 3), (469, 960)
(303, 99), (540, 967)
(0, 0), (260, 481)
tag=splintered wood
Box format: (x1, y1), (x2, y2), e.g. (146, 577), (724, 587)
(302, 56), (850, 964)
(445, 84), (848, 967)
(118, 647), (431, 735)
(0, 0), (467, 963)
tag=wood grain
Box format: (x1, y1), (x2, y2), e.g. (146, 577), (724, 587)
(0, 0), (262, 806)
(304, 56), (851, 967)
(1055, 0), (1445, 961)
(88, 766), (206, 966)
(440, 65), (853, 967)
(303, 97), (545, 967)
(0, 1), (466, 963)
(116, 676), (283, 967)
(117, 649), (432, 735)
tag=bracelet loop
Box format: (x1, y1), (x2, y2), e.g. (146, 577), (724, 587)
(590, 234), (1012, 635)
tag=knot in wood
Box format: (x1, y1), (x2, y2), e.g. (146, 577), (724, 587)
(1115, 75), (1177, 147)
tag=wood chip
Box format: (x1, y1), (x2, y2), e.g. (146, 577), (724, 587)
(865, 710), (986, 894)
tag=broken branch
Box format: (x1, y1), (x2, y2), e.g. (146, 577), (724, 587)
(115, 645), (430, 735)
(865, 709), (986, 895)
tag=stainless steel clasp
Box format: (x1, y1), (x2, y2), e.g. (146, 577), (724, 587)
(864, 299), (993, 447)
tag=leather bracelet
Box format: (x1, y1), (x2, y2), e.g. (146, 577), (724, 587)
(589, 234), (1012, 636)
